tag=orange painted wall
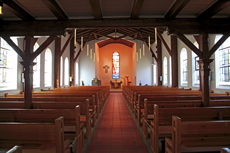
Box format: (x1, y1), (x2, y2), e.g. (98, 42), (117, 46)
(95, 43), (136, 87)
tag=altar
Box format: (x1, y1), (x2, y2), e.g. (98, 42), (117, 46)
(110, 81), (122, 89)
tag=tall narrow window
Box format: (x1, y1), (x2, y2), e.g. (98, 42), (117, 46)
(215, 35), (230, 87)
(169, 57), (172, 86)
(152, 64), (157, 85)
(0, 37), (17, 90)
(33, 43), (40, 88)
(192, 42), (199, 86)
(75, 62), (79, 86)
(163, 57), (168, 85)
(112, 51), (119, 79)
(64, 57), (69, 86)
(60, 57), (63, 87)
(44, 48), (52, 87)
(180, 48), (188, 85)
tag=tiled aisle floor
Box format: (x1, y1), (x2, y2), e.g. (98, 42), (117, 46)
(86, 93), (149, 153)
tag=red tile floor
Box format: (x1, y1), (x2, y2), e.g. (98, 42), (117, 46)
(86, 93), (149, 153)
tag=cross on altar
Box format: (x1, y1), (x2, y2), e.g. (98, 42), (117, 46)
(103, 65), (109, 73)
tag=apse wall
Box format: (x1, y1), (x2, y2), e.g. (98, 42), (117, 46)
(96, 43), (136, 87)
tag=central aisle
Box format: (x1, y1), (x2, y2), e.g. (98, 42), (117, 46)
(86, 93), (149, 153)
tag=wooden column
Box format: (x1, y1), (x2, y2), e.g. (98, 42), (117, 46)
(171, 35), (178, 88)
(54, 37), (61, 88)
(70, 38), (75, 87)
(20, 36), (35, 109)
(157, 38), (162, 86)
(199, 34), (213, 107)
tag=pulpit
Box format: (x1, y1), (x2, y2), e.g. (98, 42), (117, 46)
(110, 81), (122, 89)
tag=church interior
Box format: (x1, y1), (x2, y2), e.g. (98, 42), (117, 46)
(0, 0), (230, 153)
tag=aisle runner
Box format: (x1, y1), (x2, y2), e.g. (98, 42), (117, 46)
(86, 93), (149, 153)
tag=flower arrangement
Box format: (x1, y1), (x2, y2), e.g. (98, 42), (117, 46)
(94, 78), (98, 83)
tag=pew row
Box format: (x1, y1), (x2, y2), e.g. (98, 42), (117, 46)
(0, 105), (84, 153)
(165, 116), (230, 153)
(0, 100), (92, 139)
(0, 117), (70, 153)
(150, 105), (230, 153)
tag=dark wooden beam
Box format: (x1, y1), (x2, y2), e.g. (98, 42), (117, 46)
(3, 0), (35, 21)
(70, 38), (75, 87)
(171, 35), (178, 88)
(60, 31), (74, 56)
(197, 0), (230, 19)
(1, 18), (230, 36)
(89, 0), (102, 19)
(157, 32), (172, 56)
(41, 0), (68, 20)
(93, 32), (115, 40)
(209, 34), (230, 58)
(31, 35), (57, 61)
(157, 38), (162, 86)
(1, 35), (25, 60)
(193, 35), (200, 46)
(131, 0), (144, 19)
(165, 0), (190, 19)
(176, 34), (202, 58)
(94, 33), (98, 40)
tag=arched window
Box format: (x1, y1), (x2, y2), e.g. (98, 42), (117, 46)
(33, 43), (40, 88)
(180, 48), (188, 85)
(44, 48), (52, 87)
(0, 37), (18, 90)
(75, 62), (79, 86)
(112, 51), (119, 79)
(215, 35), (230, 88)
(163, 57), (168, 85)
(152, 64), (157, 85)
(64, 57), (69, 86)
(192, 42), (199, 86)
(169, 56), (172, 86)
(60, 56), (63, 87)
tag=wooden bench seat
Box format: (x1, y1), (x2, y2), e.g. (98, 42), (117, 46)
(165, 116), (230, 153)
(0, 117), (70, 153)
(0, 105), (84, 153)
(0, 96), (98, 126)
(0, 100), (92, 139)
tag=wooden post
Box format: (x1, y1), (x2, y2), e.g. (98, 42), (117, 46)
(199, 34), (213, 107)
(20, 35), (35, 109)
(171, 35), (178, 88)
(157, 38), (162, 86)
(70, 38), (75, 87)
(54, 37), (61, 88)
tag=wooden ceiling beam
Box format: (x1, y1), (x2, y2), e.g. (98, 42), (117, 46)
(197, 0), (230, 19)
(1, 18), (230, 36)
(41, 0), (68, 20)
(165, 0), (191, 19)
(131, 0), (144, 19)
(2, 0), (35, 21)
(89, 0), (102, 19)
(157, 32), (172, 56)
(60, 31), (74, 56)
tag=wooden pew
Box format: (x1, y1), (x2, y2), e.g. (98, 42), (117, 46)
(0, 100), (92, 139)
(221, 148), (230, 153)
(0, 105), (84, 153)
(0, 96), (97, 126)
(165, 116), (230, 153)
(142, 99), (202, 138)
(150, 105), (230, 153)
(0, 116), (70, 153)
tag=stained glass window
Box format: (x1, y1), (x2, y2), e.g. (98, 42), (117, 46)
(112, 51), (119, 79)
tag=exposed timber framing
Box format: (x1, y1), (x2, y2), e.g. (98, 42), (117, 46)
(60, 31), (74, 56)
(89, 0), (102, 19)
(31, 35), (57, 61)
(1, 35), (25, 60)
(131, 0), (144, 19)
(157, 32), (172, 56)
(2, 0), (35, 21)
(41, 0), (68, 20)
(197, 0), (230, 19)
(165, 0), (191, 19)
(1, 18), (230, 36)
